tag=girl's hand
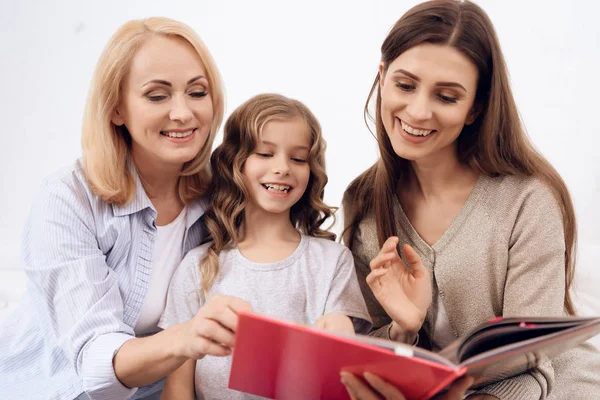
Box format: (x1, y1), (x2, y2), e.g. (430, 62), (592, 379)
(313, 313), (355, 335)
(367, 237), (432, 336)
(341, 372), (474, 400)
(176, 294), (252, 359)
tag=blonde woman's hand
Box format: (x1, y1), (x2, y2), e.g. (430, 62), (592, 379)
(313, 313), (355, 335)
(176, 294), (252, 360)
(367, 237), (432, 337)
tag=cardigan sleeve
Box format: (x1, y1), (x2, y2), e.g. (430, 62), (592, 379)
(472, 179), (566, 399)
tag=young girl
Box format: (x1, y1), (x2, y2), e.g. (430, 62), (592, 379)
(158, 93), (371, 399)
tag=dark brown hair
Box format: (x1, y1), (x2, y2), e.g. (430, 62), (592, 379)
(342, 0), (577, 315)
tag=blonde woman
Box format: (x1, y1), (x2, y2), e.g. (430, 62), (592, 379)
(340, 0), (600, 399)
(0, 18), (224, 400)
(158, 94), (371, 399)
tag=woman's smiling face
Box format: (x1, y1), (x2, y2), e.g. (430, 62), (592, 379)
(379, 43), (479, 163)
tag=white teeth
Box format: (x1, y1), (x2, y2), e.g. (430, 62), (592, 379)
(401, 120), (433, 136)
(263, 184), (291, 193)
(162, 129), (194, 138)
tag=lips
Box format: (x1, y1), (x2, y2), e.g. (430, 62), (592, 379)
(400, 119), (435, 137)
(160, 128), (196, 138)
(261, 183), (292, 193)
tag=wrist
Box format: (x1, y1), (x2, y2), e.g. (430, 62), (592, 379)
(161, 323), (192, 361)
(389, 321), (419, 344)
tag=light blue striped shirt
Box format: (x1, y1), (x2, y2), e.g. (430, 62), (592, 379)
(0, 159), (208, 400)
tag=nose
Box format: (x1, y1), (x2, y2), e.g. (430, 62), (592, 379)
(405, 91), (433, 121)
(272, 155), (290, 176)
(169, 94), (193, 123)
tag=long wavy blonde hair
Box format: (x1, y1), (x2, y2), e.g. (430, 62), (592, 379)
(81, 17), (224, 205)
(342, 0), (578, 315)
(199, 93), (335, 295)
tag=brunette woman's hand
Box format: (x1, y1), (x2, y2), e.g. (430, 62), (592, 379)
(341, 372), (474, 400)
(367, 237), (432, 337)
(175, 294), (252, 359)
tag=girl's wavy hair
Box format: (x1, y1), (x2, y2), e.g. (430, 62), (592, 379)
(199, 93), (335, 296)
(342, 0), (578, 315)
(81, 17), (224, 205)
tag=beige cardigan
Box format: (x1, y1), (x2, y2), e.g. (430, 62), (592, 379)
(347, 174), (600, 399)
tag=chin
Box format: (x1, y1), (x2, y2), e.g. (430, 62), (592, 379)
(389, 141), (421, 161)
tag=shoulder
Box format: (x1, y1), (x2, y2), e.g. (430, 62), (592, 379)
(173, 242), (213, 286)
(303, 235), (351, 261)
(31, 159), (105, 222)
(481, 174), (560, 216)
(183, 241), (213, 264)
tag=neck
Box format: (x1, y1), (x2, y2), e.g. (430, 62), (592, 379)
(407, 145), (477, 200)
(132, 151), (182, 201)
(240, 207), (300, 245)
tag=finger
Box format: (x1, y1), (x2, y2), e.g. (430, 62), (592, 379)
(195, 318), (236, 348)
(341, 372), (382, 400)
(401, 244), (427, 275)
(201, 296), (251, 333)
(363, 372), (406, 400)
(193, 337), (232, 358)
(445, 376), (474, 399)
(369, 251), (397, 271)
(382, 236), (400, 253)
(222, 295), (253, 314)
(366, 268), (388, 287)
(369, 237), (400, 270)
(199, 304), (239, 334)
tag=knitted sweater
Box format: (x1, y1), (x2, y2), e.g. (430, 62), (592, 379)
(346, 174), (600, 399)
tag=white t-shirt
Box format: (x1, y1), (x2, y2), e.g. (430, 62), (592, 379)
(159, 234), (372, 400)
(135, 207), (188, 335)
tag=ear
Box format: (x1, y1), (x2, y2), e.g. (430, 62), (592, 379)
(378, 62), (385, 89)
(111, 107), (125, 126)
(465, 103), (482, 125)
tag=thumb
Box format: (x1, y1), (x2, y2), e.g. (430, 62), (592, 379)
(446, 376), (474, 399)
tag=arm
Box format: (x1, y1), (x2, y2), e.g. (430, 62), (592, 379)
(323, 247), (374, 334)
(161, 359), (196, 400)
(313, 313), (355, 334)
(471, 181), (566, 399)
(23, 179), (242, 397)
(22, 180), (142, 399)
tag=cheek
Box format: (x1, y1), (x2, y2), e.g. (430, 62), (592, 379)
(127, 102), (164, 132)
(438, 107), (471, 132)
(193, 99), (214, 122)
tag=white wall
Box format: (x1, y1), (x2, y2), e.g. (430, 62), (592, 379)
(1, 0), (599, 343)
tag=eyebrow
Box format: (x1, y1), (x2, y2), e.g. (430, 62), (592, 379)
(261, 140), (310, 151)
(392, 69), (467, 92)
(142, 75), (207, 88)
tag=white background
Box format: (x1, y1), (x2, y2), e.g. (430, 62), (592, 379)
(1, 0), (599, 347)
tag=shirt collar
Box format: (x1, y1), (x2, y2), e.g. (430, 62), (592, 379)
(111, 158), (208, 228)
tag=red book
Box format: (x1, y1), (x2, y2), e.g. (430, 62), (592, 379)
(228, 311), (600, 400)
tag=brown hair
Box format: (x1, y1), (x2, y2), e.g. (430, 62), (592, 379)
(81, 17), (225, 206)
(199, 93), (335, 295)
(342, 0), (577, 315)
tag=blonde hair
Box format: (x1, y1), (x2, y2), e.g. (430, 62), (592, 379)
(199, 93), (336, 295)
(343, 0), (577, 315)
(81, 17), (225, 205)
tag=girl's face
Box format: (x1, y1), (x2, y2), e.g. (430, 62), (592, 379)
(112, 35), (214, 171)
(242, 116), (311, 217)
(379, 43), (479, 164)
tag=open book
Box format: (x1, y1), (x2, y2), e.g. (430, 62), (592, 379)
(228, 311), (600, 400)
